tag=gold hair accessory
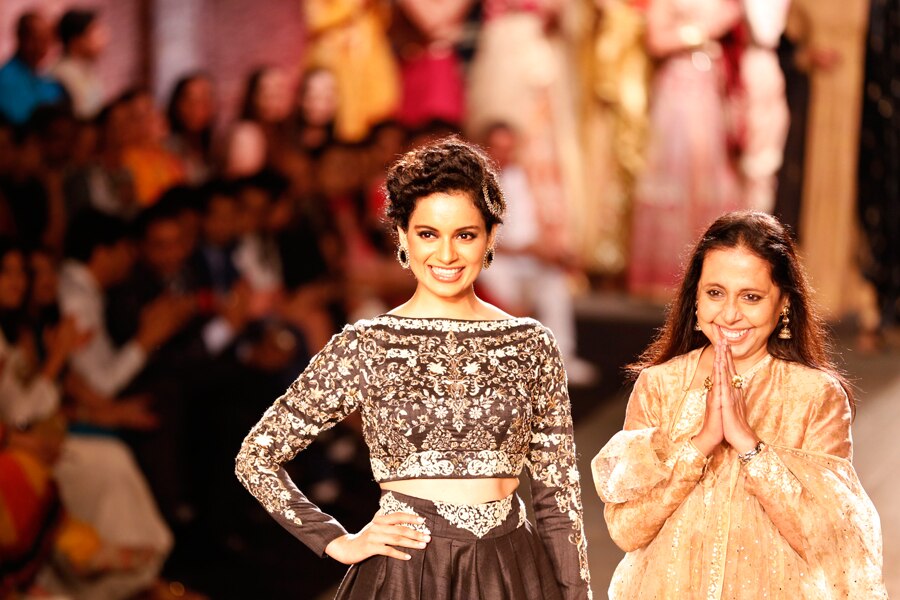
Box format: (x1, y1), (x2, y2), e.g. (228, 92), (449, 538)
(778, 305), (792, 340)
(482, 180), (502, 219)
(731, 374), (744, 389)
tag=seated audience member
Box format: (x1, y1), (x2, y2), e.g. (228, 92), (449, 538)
(52, 8), (108, 120)
(165, 73), (216, 185)
(0, 239), (172, 600)
(0, 108), (67, 252)
(63, 95), (138, 220)
(120, 89), (186, 207)
(58, 209), (192, 399)
(0, 12), (65, 125)
(189, 181), (243, 297)
(105, 195), (251, 527)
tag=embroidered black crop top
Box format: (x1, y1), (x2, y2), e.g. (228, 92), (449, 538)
(235, 315), (592, 598)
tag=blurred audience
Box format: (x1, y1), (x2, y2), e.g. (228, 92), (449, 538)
(165, 73), (216, 185)
(0, 12), (65, 125)
(53, 8), (108, 120)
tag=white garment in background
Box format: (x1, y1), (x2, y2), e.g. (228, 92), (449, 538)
(479, 165), (577, 359)
(57, 261), (146, 398)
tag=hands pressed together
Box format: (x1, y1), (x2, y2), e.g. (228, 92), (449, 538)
(691, 340), (760, 458)
(325, 512), (431, 565)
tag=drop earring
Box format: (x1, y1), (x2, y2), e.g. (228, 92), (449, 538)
(694, 302), (702, 331)
(396, 245), (410, 269)
(482, 247), (495, 270)
(778, 305), (791, 339)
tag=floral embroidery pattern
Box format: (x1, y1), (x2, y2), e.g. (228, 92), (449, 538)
(236, 316), (591, 597)
(434, 496), (515, 538)
(377, 493), (430, 534)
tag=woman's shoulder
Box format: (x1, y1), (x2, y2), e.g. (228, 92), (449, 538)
(637, 348), (704, 382)
(772, 358), (847, 397)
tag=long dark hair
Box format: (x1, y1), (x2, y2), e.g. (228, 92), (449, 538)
(629, 211), (854, 407)
(166, 72), (213, 160)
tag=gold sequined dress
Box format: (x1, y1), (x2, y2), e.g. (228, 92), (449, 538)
(591, 348), (886, 599)
(236, 315), (592, 599)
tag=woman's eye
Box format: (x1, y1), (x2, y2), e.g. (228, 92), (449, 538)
(458, 232), (476, 240)
(706, 289), (722, 298)
(418, 231), (435, 239)
(744, 294), (761, 302)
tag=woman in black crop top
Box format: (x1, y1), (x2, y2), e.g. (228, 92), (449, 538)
(236, 137), (592, 599)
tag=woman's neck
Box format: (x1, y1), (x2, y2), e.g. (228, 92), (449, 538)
(391, 288), (503, 321)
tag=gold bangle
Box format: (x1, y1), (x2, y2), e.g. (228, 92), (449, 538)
(738, 441), (765, 465)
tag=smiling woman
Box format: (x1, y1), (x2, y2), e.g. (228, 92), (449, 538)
(591, 211), (887, 599)
(236, 137), (592, 599)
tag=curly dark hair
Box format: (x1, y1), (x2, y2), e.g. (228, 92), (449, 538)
(628, 210), (854, 409)
(384, 136), (505, 231)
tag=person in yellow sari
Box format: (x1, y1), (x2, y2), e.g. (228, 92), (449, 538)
(592, 211), (887, 598)
(303, 0), (400, 143)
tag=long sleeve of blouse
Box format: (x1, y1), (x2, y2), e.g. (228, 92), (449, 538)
(740, 375), (886, 595)
(592, 368), (707, 552)
(235, 325), (362, 556)
(527, 334), (592, 599)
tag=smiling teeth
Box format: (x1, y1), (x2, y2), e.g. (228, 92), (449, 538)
(721, 329), (747, 339)
(431, 267), (462, 278)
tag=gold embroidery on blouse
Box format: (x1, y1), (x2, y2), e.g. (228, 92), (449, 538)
(377, 492), (430, 534)
(433, 496), (515, 538)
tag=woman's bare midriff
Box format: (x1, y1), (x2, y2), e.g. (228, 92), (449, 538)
(380, 477), (520, 505)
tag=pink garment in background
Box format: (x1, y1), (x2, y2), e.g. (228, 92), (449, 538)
(628, 52), (743, 297)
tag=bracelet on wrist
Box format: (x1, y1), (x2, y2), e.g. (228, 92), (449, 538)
(737, 440), (765, 465)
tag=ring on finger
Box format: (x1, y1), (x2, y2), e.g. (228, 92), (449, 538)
(731, 375), (744, 389)
(703, 376), (713, 391)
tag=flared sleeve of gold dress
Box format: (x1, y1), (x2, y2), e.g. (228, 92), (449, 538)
(591, 349), (887, 599)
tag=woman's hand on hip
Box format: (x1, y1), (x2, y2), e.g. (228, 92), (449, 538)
(325, 512), (431, 565)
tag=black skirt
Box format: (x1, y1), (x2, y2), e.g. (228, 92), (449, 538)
(334, 490), (564, 600)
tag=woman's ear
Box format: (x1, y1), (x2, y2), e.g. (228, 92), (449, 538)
(487, 224), (498, 248)
(396, 226), (407, 245)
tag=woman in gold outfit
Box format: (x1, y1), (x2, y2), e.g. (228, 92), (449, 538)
(592, 211), (886, 598)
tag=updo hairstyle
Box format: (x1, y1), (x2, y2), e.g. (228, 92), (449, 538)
(384, 136), (505, 232)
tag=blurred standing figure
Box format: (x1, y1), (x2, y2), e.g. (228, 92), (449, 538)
(0, 12), (65, 125)
(392, 0), (474, 128)
(303, 0), (400, 142)
(857, 0), (900, 347)
(52, 9), (108, 120)
(479, 123), (597, 385)
(575, 0), (651, 276)
(467, 0), (585, 264)
(786, 0), (874, 320)
(628, 0), (745, 299)
(738, 0), (790, 212)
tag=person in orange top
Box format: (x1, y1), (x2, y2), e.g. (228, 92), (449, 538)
(120, 89), (185, 207)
